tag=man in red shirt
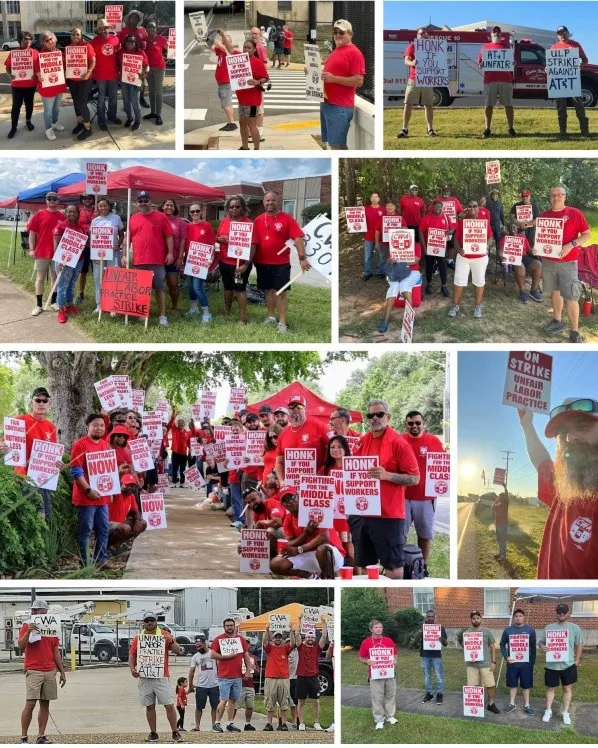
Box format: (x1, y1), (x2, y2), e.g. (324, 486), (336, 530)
(358, 619), (398, 729)
(329, 407), (361, 440)
(552, 26), (589, 137)
(27, 192), (65, 316)
(403, 410), (445, 576)
(420, 199), (451, 297)
(108, 472), (147, 550)
(293, 616), (328, 731)
(477, 26), (515, 139)
(167, 405), (191, 488)
(518, 400), (598, 578)
(282, 25), (293, 66)
(243, 486), (287, 553)
(399, 185), (426, 242)
(364, 192), (385, 280)
(275, 394), (329, 482)
(397, 28), (436, 139)
(499, 221), (542, 304)
(262, 624), (295, 730)
(210, 618), (253, 733)
(90, 19), (122, 130)
(125, 191), (175, 326)
(250, 191), (308, 333)
(350, 399), (419, 579)
(534, 187), (590, 343)
(18, 599), (66, 744)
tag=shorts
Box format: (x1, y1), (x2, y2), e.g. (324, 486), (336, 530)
(405, 80), (434, 106)
(138, 677), (174, 706)
(284, 46), (292, 55)
(289, 678), (297, 706)
(519, 254), (542, 272)
(80, 245), (91, 274)
(466, 666), (495, 688)
(506, 663), (534, 689)
(165, 263), (179, 275)
(133, 263), (165, 291)
(288, 544), (344, 575)
(484, 81), (514, 107)
(195, 685), (220, 710)
(25, 669), (58, 701)
(320, 100), (354, 148)
(545, 664), (578, 688)
(348, 516), (405, 570)
(238, 686), (255, 709)
(274, 44), (284, 54)
(386, 271), (421, 299)
(218, 82), (232, 108)
(218, 676), (242, 702)
(255, 262), (291, 292)
(454, 253), (489, 287)
(219, 260), (252, 291)
(296, 675), (320, 700)
(541, 259), (580, 300)
(404, 499), (436, 540)
(239, 104), (258, 119)
(34, 258), (55, 276)
(264, 678), (290, 710)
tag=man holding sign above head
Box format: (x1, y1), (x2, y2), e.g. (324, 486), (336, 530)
(358, 619), (398, 730)
(414, 610), (447, 705)
(262, 622), (295, 731)
(551, 26), (589, 138)
(477, 26), (516, 139)
(397, 28), (436, 139)
(167, 405), (192, 488)
(539, 603), (583, 725)
(499, 608), (536, 716)
(210, 618), (252, 734)
(463, 611), (500, 714)
(294, 613), (328, 731)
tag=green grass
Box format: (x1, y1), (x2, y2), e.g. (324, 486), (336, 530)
(341, 707), (596, 744)
(251, 695), (334, 727)
(0, 231), (331, 344)
(407, 528), (449, 579)
(384, 107), (598, 150)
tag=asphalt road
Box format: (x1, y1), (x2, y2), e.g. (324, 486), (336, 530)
(385, 95), (563, 109)
(435, 496), (449, 535)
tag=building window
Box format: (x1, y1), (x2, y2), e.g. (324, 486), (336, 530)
(7, 1), (21, 14)
(304, 198), (320, 208)
(413, 588), (435, 616)
(573, 600), (598, 617)
(278, 1), (292, 12)
(483, 588), (511, 617)
(282, 199), (296, 218)
(85, 0), (95, 13)
(8, 20), (21, 37)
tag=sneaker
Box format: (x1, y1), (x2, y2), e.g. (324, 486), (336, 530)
(65, 305), (80, 314)
(51, 123), (64, 132)
(31, 306), (43, 317)
(72, 123), (84, 135)
(77, 128), (93, 141)
(386, 717), (398, 725)
(231, 521), (244, 530)
(375, 722), (384, 730)
(544, 318), (564, 332)
(132, 121), (141, 131)
(226, 723), (240, 732)
(211, 724), (223, 733)
(482, 128), (491, 138)
(441, 285), (450, 298)
(298, 723), (306, 731)
(436, 694), (443, 705)
(45, 128), (56, 141)
(487, 703), (500, 715)
(473, 305), (482, 318)
(201, 313), (213, 324)
(263, 724), (274, 731)
(542, 709), (552, 723)
(422, 692), (434, 703)
(279, 724), (289, 731)
(377, 320), (390, 333)
(363, 273), (372, 281)
(159, 315), (168, 326)
(124, 118), (133, 128)
(425, 284), (433, 295)
(562, 712), (572, 725)
(50, 303), (60, 312)
(508, 128), (517, 137)
(8, 127), (17, 139)
(530, 288), (543, 302)
(448, 304), (459, 317)
(244, 724), (256, 731)
(396, 129), (408, 139)
(524, 705), (535, 715)
(172, 731), (182, 742)
(57, 309), (67, 324)
(313, 722), (323, 731)
(504, 703), (516, 713)
(187, 306), (200, 316)
(263, 316), (277, 325)
(277, 322), (288, 333)
(427, 129), (437, 137)
(147, 734), (159, 743)
(219, 122), (238, 131)
(35, 739), (51, 745)
(26, 121), (34, 131)
(75, 294), (84, 305)
(520, 292), (528, 304)
(143, 113), (158, 120)
(156, 117), (163, 126)
(570, 331), (583, 343)
(93, 306), (100, 314)
(20, 739), (28, 744)
(326, 724), (335, 732)
(110, 117), (123, 125)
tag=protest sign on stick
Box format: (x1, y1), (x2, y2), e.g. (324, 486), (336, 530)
(225, 434), (247, 469)
(86, 162), (108, 196)
(227, 222), (252, 262)
(94, 376), (119, 411)
(51, 227), (88, 269)
(141, 492), (167, 530)
(90, 225), (114, 261)
(269, 614), (291, 633)
(167, 28), (176, 60)
(105, 5), (123, 33)
(516, 205), (533, 222)
(132, 389), (145, 413)
(240, 529), (270, 573)
(382, 215), (404, 243)
(112, 374), (133, 409)
(65, 45), (88, 80)
(493, 467), (506, 486)
(502, 350), (553, 414)
(426, 227), (447, 257)
(401, 301), (415, 344)
(485, 160), (501, 184)
(389, 228), (416, 263)
(188, 10), (208, 42)
(245, 430), (265, 466)
(9, 49), (34, 82)
(185, 465), (206, 491)
(3, 417), (26, 467)
(100, 267), (153, 321)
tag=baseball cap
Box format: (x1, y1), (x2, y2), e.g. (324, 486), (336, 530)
(121, 473), (137, 485)
(32, 387), (50, 399)
(245, 413), (259, 423)
(521, 189), (531, 197)
(545, 398), (598, 437)
(110, 425), (130, 437)
(46, 191), (59, 199)
(259, 405), (273, 415)
(556, 603), (570, 614)
(288, 394), (307, 408)
(470, 609), (482, 617)
(195, 634), (206, 643)
(242, 486), (260, 499)
(333, 19), (352, 33)
(279, 485), (297, 502)
(557, 26), (569, 34)
(491, 25), (501, 33)
(142, 611), (157, 621)
(274, 406), (289, 415)
(409, 184), (419, 190)
(273, 632), (283, 638)
(31, 599), (49, 610)
(137, 190), (151, 199)
(80, 193), (93, 200)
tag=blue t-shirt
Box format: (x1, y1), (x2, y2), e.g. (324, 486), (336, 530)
(499, 624), (536, 666)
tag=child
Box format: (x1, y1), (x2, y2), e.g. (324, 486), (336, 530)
(176, 677), (188, 731)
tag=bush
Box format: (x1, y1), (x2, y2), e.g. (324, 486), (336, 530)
(456, 628), (466, 648)
(341, 588), (389, 648)
(302, 202), (331, 222)
(385, 607), (423, 648)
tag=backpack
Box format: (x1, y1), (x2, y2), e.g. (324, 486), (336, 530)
(384, 260), (411, 283)
(403, 544), (425, 579)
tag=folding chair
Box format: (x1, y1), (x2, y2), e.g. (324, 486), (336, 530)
(578, 244), (598, 313)
(20, 230), (30, 259)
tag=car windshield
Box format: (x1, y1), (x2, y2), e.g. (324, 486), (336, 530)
(92, 625), (114, 632)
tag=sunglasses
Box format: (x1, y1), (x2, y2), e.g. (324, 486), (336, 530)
(407, 420), (423, 426)
(46, 197), (59, 202)
(269, 434), (278, 439)
(189, 209), (201, 214)
(550, 398), (598, 420)
(34, 398), (49, 404)
(288, 404), (305, 410)
(367, 411), (387, 419)
(333, 30), (346, 36)
(144, 618), (157, 623)
(138, 198), (150, 204)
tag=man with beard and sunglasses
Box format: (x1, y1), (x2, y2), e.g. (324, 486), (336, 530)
(274, 395), (330, 484)
(518, 398), (598, 578)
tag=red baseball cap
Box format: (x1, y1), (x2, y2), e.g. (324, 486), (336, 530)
(287, 394), (307, 407)
(279, 485), (297, 501)
(111, 425), (130, 437)
(545, 398), (598, 438)
(521, 189), (531, 197)
(121, 473), (137, 485)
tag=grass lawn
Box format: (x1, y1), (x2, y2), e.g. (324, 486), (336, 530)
(341, 707), (596, 744)
(383, 107), (598, 151)
(252, 695), (334, 728)
(407, 528), (449, 579)
(0, 231), (331, 344)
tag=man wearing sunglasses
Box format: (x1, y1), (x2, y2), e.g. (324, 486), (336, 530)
(329, 407), (361, 439)
(27, 192), (65, 317)
(350, 400), (420, 579)
(275, 395), (330, 484)
(518, 398), (598, 578)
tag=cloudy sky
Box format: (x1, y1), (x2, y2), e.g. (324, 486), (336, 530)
(0, 158), (331, 200)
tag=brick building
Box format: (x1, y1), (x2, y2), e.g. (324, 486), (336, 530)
(381, 588), (598, 646)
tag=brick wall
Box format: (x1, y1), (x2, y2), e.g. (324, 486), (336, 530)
(320, 175), (332, 204)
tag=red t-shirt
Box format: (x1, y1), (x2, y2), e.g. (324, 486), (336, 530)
(477, 42), (513, 83)
(130, 630), (172, 678)
(283, 30), (293, 50)
(419, 212), (450, 240)
(235, 56), (269, 106)
(177, 685), (188, 707)
(252, 211), (304, 265)
(163, 215), (188, 250)
(262, 448), (277, 485)
(537, 459), (598, 579)
(65, 42), (95, 81)
(296, 642), (320, 677)
(405, 42), (416, 81)
(167, 418), (191, 455)
(145, 35), (167, 68)
(264, 642), (292, 678)
(186, 221), (216, 261)
(109, 492), (137, 523)
(211, 633), (249, 679)
(455, 216), (492, 260)
(253, 497), (286, 524)
(216, 215), (252, 266)
(282, 510), (345, 555)
(358, 636), (398, 679)
(90, 35), (121, 80)
(118, 26), (148, 47)
(256, 43), (268, 63)
(13, 413), (57, 477)
(365, 205), (384, 241)
(27, 209), (65, 260)
(19, 624), (59, 672)
(322, 43), (365, 107)
(214, 47), (230, 84)
(276, 417), (329, 469)
(538, 207), (589, 263)
(34, 50), (66, 97)
(129, 210), (175, 265)
(6, 48), (39, 88)
(428, 197), (463, 227)
(242, 653), (258, 687)
(70, 436), (111, 507)
(403, 432), (445, 500)
(399, 195), (426, 227)
(79, 206), (96, 234)
(478, 206), (491, 223)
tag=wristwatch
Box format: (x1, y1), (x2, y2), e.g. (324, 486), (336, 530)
(85, 487), (92, 496)
(297, 546), (304, 554)
(298, 255), (307, 261)
(571, 240), (578, 247)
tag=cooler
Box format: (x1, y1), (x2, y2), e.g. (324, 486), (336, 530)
(394, 277), (422, 308)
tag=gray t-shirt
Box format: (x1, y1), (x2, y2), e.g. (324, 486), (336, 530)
(463, 626), (495, 669)
(288, 647), (299, 679)
(540, 622), (583, 671)
(190, 651), (218, 688)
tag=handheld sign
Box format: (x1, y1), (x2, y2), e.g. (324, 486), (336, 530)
(534, 217), (564, 258)
(184, 241), (213, 280)
(425, 452), (450, 498)
(502, 350), (553, 415)
(370, 647), (395, 680)
(105, 5), (124, 33)
(227, 222), (252, 261)
(382, 214), (404, 243)
(213, 426), (232, 442)
(516, 205), (533, 223)
(493, 467), (506, 486)
(462, 219), (488, 256)
(121, 53), (142, 86)
(302, 606), (321, 635)
(415, 37), (448, 87)
(31, 613), (61, 638)
(87, 449), (120, 495)
(463, 631), (484, 662)
(27, 440), (64, 491)
(94, 376), (119, 411)
(137, 633), (166, 678)
(509, 633), (529, 663)
(245, 430), (265, 466)
(227, 52), (253, 91)
(10, 49), (34, 81)
(304, 44), (323, 101)
(204, 442), (227, 474)
(112, 374), (133, 409)
(401, 301), (415, 345)
(426, 227), (448, 257)
(129, 438), (155, 472)
(227, 387), (247, 415)
(100, 267), (153, 319)
(39, 50), (65, 88)
(294, 213), (332, 280)
(547, 48), (581, 98)
(3, 417), (26, 467)
(225, 433), (247, 469)
(52, 227), (88, 268)
(423, 624), (442, 651)
(481, 47), (514, 73)
(132, 389), (145, 414)
(142, 411), (162, 441)
(240, 528), (270, 573)
(545, 629), (570, 663)
(389, 228), (416, 263)
(342, 455), (381, 516)
(219, 637), (244, 655)
(345, 206), (367, 233)
(141, 492), (167, 530)
(65, 45), (88, 80)
(298, 474), (335, 528)
(189, 10), (208, 42)
(90, 225), (114, 261)
(463, 686), (484, 718)
(501, 235), (525, 266)
(199, 391), (217, 420)
(157, 473), (169, 493)
(86, 162), (108, 196)
(185, 465), (206, 491)
(167, 28), (176, 60)
(155, 399), (170, 421)
(284, 448), (317, 489)
(269, 614), (290, 633)
(330, 467), (347, 520)
(485, 160), (501, 185)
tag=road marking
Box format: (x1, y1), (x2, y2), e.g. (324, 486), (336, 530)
(184, 109), (208, 120)
(269, 120), (321, 129)
(184, 39), (198, 57)
(203, 64), (216, 70)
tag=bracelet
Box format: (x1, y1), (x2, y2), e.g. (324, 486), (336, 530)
(298, 256), (306, 261)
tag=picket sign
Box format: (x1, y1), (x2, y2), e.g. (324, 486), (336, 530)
(304, 44), (323, 100)
(415, 37), (448, 87)
(502, 351), (553, 415)
(345, 206), (366, 233)
(86, 162), (108, 196)
(3, 417), (26, 467)
(137, 633), (166, 678)
(141, 492), (167, 530)
(188, 10), (208, 42)
(240, 528), (270, 573)
(342, 455), (381, 516)
(27, 440), (65, 491)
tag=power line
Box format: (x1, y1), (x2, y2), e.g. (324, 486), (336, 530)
(502, 449), (515, 490)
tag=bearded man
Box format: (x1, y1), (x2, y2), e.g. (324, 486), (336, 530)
(518, 400), (598, 578)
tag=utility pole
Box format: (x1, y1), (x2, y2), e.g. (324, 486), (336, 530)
(501, 450), (515, 490)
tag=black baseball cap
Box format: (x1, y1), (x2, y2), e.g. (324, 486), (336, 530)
(246, 413), (259, 423)
(557, 26), (569, 34)
(32, 387), (50, 399)
(470, 609), (482, 618)
(491, 25), (501, 33)
(259, 405), (273, 415)
(556, 603), (570, 614)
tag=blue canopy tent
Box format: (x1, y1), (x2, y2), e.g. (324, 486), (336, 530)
(6, 172), (86, 267)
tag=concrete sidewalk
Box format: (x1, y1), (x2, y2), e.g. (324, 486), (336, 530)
(342, 685), (598, 737)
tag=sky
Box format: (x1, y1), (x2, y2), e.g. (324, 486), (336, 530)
(0, 158), (330, 201)
(458, 351), (598, 497)
(384, 1), (598, 60)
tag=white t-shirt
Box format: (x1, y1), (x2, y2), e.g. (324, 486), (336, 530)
(189, 650), (219, 689)
(90, 213), (124, 249)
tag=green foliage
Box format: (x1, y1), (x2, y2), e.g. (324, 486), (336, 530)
(11, 358), (47, 415)
(385, 607), (423, 649)
(341, 588), (389, 648)
(238, 588), (334, 614)
(0, 365), (15, 422)
(90, 1), (175, 25)
(456, 628), (465, 648)
(302, 202), (331, 222)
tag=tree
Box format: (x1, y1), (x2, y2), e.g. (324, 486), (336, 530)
(247, 379), (324, 403)
(341, 588), (389, 648)
(0, 365), (15, 423)
(238, 588), (333, 615)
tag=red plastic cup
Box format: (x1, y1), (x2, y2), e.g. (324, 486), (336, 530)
(339, 566), (353, 580)
(583, 300), (593, 317)
(366, 564), (380, 580)
(277, 539), (288, 555)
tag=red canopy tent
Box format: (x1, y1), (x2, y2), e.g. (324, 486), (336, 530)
(247, 381), (363, 425)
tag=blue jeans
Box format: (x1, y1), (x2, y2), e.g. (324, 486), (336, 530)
(421, 657), (444, 694)
(230, 482), (243, 523)
(320, 100), (354, 148)
(95, 79), (118, 124)
(121, 82), (141, 123)
(39, 489), (52, 520)
(190, 276), (209, 308)
(76, 504), (109, 566)
(364, 239), (385, 276)
(55, 257), (84, 307)
(496, 523), (508, 558)
(42, 94), (62, 130)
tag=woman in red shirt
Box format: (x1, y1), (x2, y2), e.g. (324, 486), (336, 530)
(5, 30), (38, 140)
(158, 198), (188, 314)
(143, 21), (168, 125)
(117, 35), (149, 130)
(215, 194), (253, 324)
(66, 28), (96, 141)
(262, 424), (283, 485)
(34, 31), (67, 141)
(320, 435), (355, 567)
(52, 204), (89, 324)
(185, 201), (215, 322)
(236, 39), (269, 151)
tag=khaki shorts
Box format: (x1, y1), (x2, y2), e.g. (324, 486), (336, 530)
(35, 258), (56, 278)
(484, 82), (514, 107)
(466, 666), (495, 688)
(542, 259), (581, 300)
(405, 80), (434, 107)
(25, 669), (58, 701)
(264, 678), (290, 710)
(238, 686), (255, 709)
(138, 677), (174, 706)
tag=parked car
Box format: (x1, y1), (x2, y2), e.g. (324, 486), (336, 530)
(2, 37), (20, 51)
